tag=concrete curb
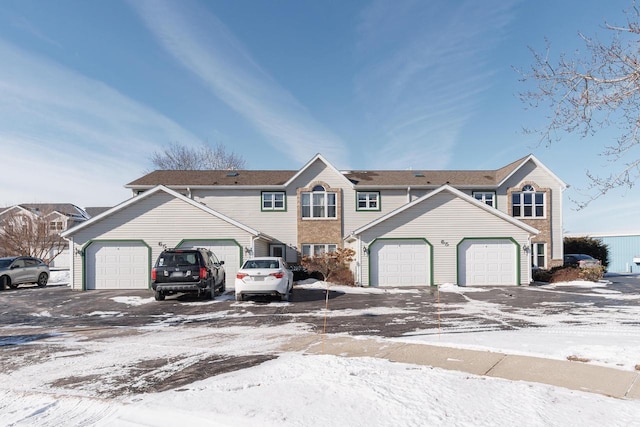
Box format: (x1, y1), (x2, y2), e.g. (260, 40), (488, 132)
(280, 334), (640, 400)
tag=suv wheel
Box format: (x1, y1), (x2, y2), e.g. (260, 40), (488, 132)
(154, 291), (165, 301)
(37, 273), (48, 287)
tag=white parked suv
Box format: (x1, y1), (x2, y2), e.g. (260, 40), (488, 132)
(0, 256), (49, 290)
(235, 257), (294, 302)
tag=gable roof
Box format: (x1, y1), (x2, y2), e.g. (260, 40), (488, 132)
(62, 185), (268, 239)
(283, 153), (354, 188)
(496, 154), (567, 189)
(125, 154), (564, 190)
(351, 184), (539, 236)
(0, 203), (89, 220)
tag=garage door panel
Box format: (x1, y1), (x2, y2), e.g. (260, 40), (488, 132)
(371, 240), (430, 287)
(179, 240), (240, 289)
(459, 239), (516, 286)
(86, 242), (149, 290)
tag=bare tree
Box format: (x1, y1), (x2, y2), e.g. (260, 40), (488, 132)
(517, 2), (640, 207)
(149, 142), (246, 171)
(0, 208), (67, 263)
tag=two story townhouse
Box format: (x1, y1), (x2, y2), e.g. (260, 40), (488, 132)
(61, 153), (566, 291)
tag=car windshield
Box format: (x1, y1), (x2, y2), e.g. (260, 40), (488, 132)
(243, 260), (279, 269)
(0, 259), (13, 268)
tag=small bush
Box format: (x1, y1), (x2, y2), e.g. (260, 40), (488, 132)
(550, 266), (604, 283)
(330, 267), (355, 286)
(301, 248), (356, 284)
(578, 266), (605, 282)
(550, 267), (582, 283)
(532, 268), (552, 282)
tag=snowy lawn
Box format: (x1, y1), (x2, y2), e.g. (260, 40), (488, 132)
(2, 274), (640, 426)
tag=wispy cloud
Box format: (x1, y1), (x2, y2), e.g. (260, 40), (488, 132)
(355, 0), (518, 169)
(130, 0), (349, 167)
(0, 39), (199, 207)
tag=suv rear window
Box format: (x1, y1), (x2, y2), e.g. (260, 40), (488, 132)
(156, 252), (200, 267)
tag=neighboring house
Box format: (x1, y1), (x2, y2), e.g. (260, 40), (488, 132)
(566, 233), (640, 273)
(0, 203), (91, 268)
(61, 153), (566, 291)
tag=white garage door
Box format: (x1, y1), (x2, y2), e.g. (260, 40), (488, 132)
(86, 241), (149, 290)
(459, 239), (516, 286)
(370, 239), (430, 287)
(179, 240), (241, 289)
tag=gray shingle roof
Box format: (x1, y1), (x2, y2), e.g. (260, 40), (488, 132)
(126, 155), (531, 188)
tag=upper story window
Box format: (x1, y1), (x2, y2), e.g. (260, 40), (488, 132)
(472, 192), (495, 208)
(512, 185), (545, 218)
(262, 191), (286, 211)
(49, 221), (64, 231)
(357, 191), (380, 211)
(301, 185), (337, 218)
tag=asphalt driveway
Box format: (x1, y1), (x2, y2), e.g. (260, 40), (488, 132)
(1, 274), (638, 398)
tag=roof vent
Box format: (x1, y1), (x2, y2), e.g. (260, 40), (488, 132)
(226, 172), (239, 177)
(414, 172), (425, 177)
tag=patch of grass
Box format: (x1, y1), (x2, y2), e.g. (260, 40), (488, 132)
(567, 355), (591, 363)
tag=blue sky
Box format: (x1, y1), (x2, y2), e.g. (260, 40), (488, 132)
(0, 0), (637, 234)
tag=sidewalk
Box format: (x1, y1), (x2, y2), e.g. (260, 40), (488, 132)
(280, 334), (640, 400)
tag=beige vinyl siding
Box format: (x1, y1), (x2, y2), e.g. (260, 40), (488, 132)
(498, 160), (564, 260)
(344, 189), (412, 236)
(194, 189), (298, 248)
(358, 191), (531, 286)
(253, 238), (270, 257)
(69, 192), (256, 290)
(291, 160), (351, 189)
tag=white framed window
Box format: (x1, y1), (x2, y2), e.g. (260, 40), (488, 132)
(262, 192), (286, 211)
(301, 186), (337, 218)
(302, 244), (338, 257)
(531, 243), (546, 268)
(49, 221), (64, 231)
(472, 191), (495, 208)
(512, 186), (545, 218)
(357, 191), (380, 211)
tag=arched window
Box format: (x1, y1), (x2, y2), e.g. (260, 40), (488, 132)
(301, 185), (337, 218)
(512, 185), (545, 218)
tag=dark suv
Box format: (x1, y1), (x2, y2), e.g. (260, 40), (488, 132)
(151, 248), (225, 301)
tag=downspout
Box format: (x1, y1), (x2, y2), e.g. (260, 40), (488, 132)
(407, 186), (411, 203)
(187, 187), (192, 199)
(66, 237), (74, 290)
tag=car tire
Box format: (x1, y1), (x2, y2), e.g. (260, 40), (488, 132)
(154, 291), (165, 301)
(220, 276), (226, 294)
(0, 276), (7, 290)
(235, 292), (243, 302)
(37, 273), (48, 287)
(281, 284), (290, 302)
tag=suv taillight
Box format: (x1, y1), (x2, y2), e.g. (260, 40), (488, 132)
(151, 268), (157, 280)
(200, 267), (208, 279)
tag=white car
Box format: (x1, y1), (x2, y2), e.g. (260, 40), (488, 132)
(235, 257), (294, 302)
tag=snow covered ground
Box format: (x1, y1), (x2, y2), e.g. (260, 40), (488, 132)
(2, 273), (640, 426)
